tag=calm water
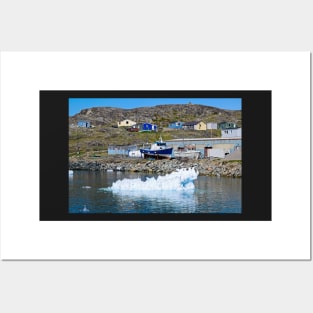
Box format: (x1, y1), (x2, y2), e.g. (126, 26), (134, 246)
(69, 171), (242, 214)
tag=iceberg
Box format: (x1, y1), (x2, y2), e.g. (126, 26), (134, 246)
(107, 168), (199, 191)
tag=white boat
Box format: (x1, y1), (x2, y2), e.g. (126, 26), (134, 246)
(128, 150), (142, 158)
(174, 146), (201, 159)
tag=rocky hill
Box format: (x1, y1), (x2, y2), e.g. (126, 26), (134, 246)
(69, 103), (241, 127)
(69, 104), (241, 157)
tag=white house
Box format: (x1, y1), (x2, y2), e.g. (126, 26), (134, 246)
(206, 122), (218, 130)
(221, 128), (242, 138)
(117, 119), (136, 127)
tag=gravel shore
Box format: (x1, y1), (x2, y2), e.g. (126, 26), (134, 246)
(69, 156), (242, 177)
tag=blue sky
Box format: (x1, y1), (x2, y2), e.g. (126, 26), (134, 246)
(69, 98), (241, 116)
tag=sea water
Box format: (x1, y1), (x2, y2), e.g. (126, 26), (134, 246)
(69, 169), (241, 214)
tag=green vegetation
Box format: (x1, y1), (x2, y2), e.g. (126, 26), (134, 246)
(69, 127), (222, 158)
(69, 104), (241, 158)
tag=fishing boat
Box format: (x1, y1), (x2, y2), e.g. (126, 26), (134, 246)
(140, 137), (173, 159)
(174, 146), (201, 159)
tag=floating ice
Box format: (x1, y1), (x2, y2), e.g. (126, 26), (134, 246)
(82, 186), (92, 189)
(81, 204), (90, 213)
(69, 170), (73, 175)
(107, 168), (199, 191)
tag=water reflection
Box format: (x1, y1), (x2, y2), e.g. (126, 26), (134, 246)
(106, 189), (199, 213)
(69, 171), (241, 214)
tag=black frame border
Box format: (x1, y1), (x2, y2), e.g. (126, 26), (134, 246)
(40, 90), (271, 221)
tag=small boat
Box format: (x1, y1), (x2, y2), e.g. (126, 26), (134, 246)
(128, 150), (142, 158)
(140, 137), (173, 159)
(174, 145), (201, 159)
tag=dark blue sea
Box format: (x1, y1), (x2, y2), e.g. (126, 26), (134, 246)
(69, 170), (242, 214)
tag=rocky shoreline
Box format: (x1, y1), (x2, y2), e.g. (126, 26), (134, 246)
(69, 156), (241, 177)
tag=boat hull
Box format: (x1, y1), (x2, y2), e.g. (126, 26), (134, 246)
(140, 147), (173, 159)
(174, 150), (201, 159)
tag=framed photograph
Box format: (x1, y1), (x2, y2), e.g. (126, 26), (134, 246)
(40, 90), (271, 221)
(1, 52), (310, 260)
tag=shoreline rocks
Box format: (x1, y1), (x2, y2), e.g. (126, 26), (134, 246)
(69, 156), (242, 178)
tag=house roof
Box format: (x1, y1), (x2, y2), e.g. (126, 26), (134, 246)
(119, 119), (135, 122)
(183, 121), (201, 126)
(218, 121), (236, 125)
(222, 127), (240, 130)
(134, 122), (157, 127)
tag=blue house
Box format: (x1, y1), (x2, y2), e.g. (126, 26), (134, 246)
(168, 121), (184, 129)
(141, 123), (157, 132)
(77, 120), (91, 128)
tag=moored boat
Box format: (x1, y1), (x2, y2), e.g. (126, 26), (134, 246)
(174, 144), (201, 159)
(174, 148), (201, 159)
(140, 137), (173, 159)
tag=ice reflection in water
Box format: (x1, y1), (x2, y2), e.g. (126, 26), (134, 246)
(107, 189), (198, 213)
(69, 170), (241, 214)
